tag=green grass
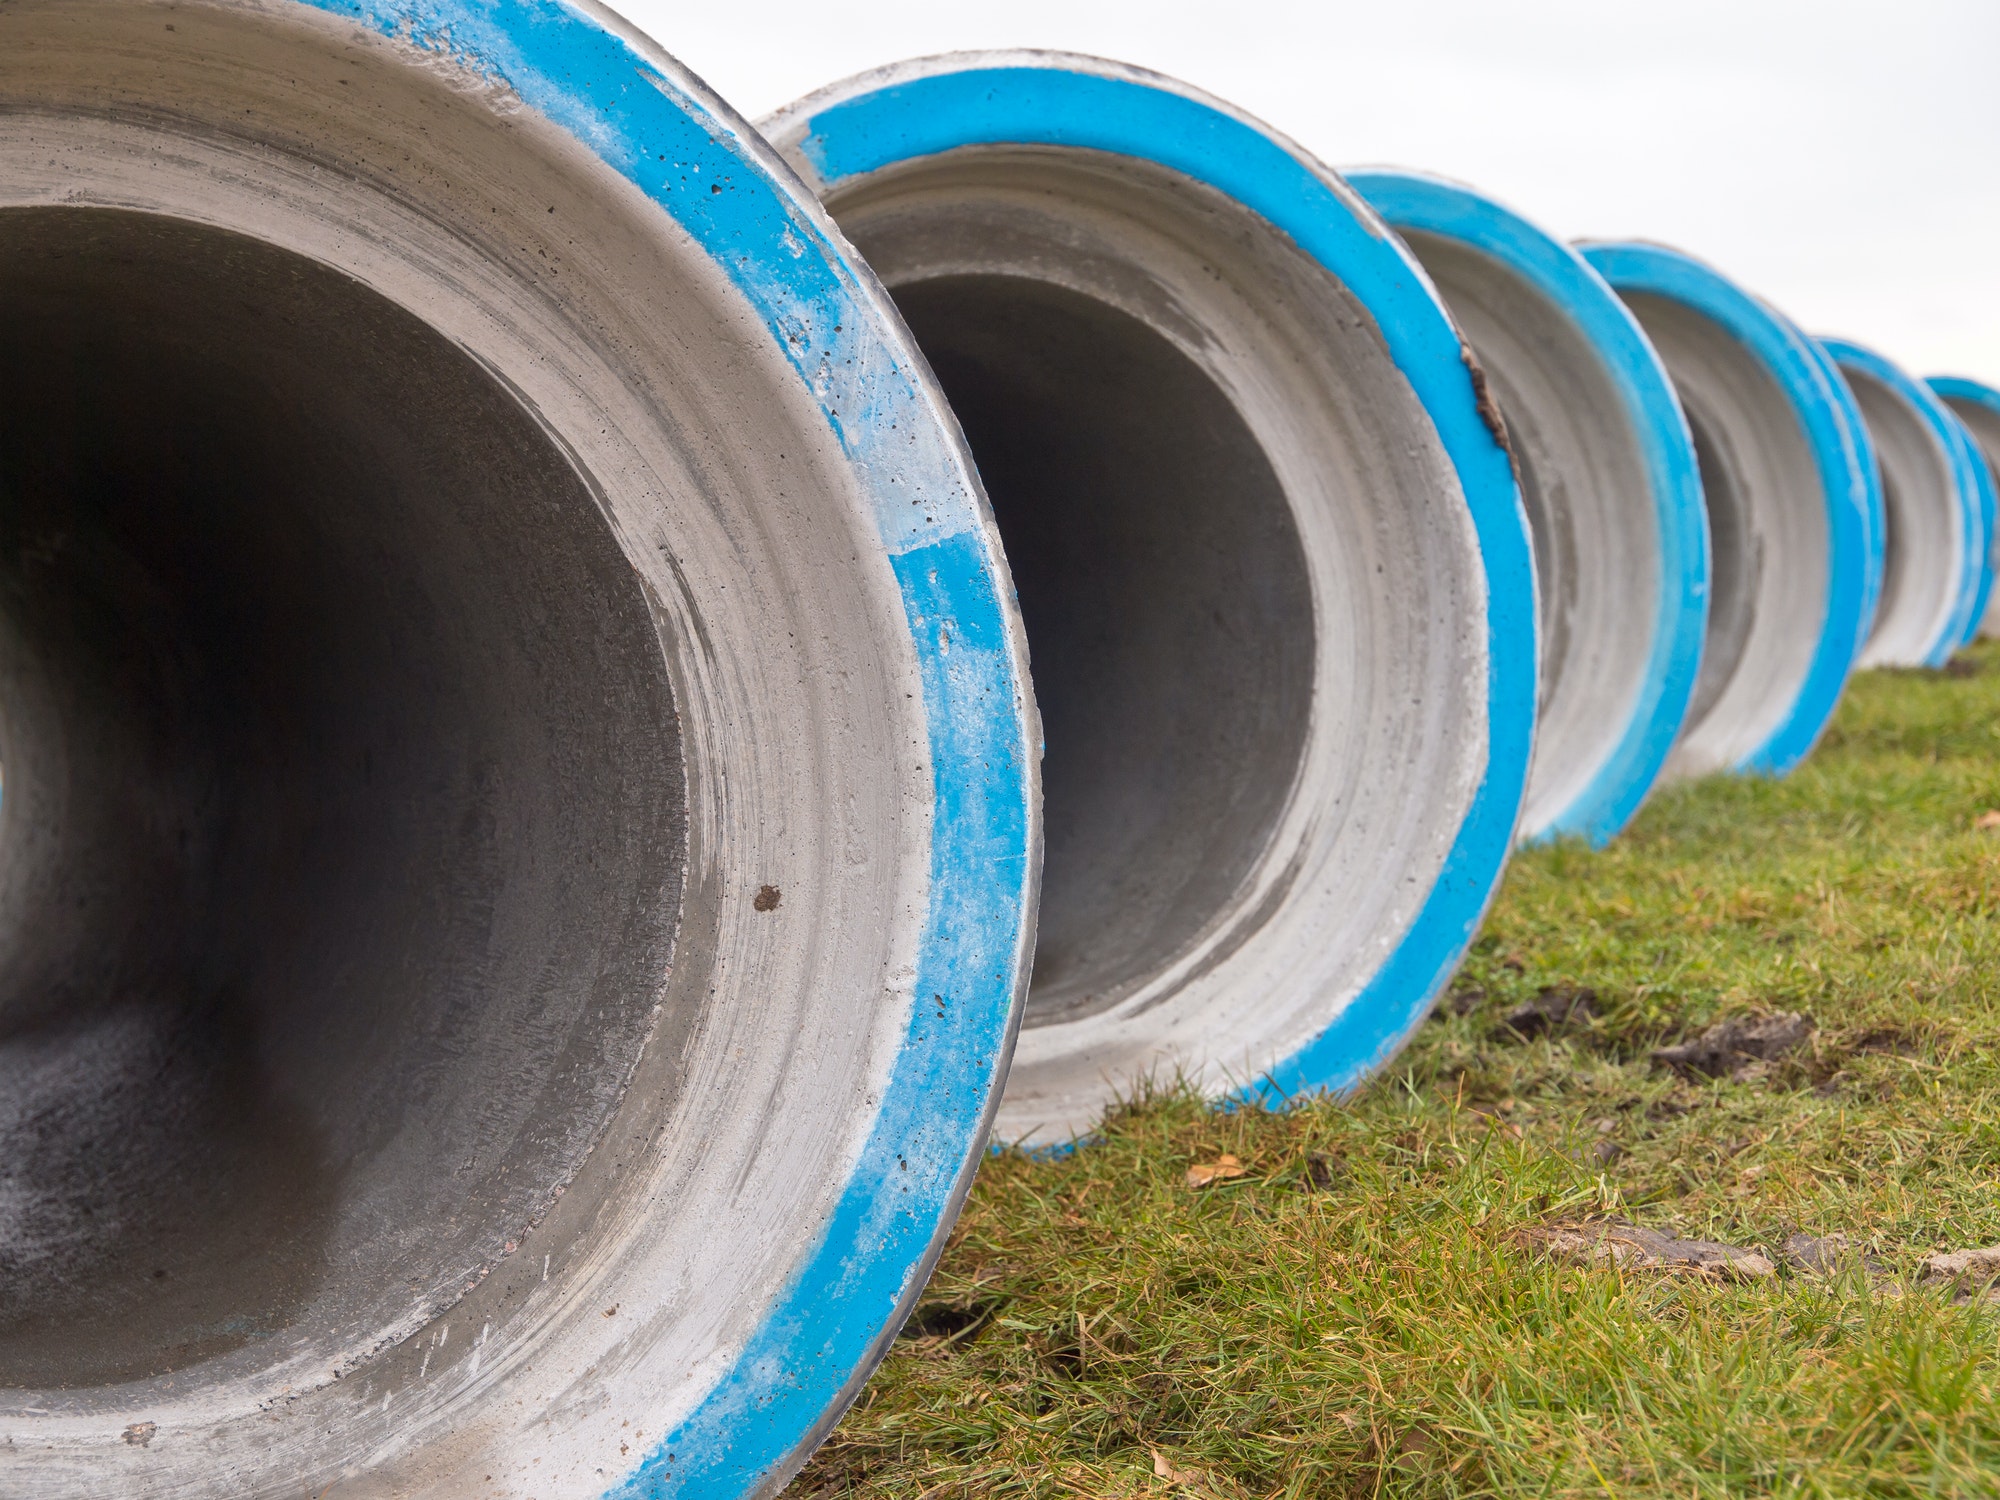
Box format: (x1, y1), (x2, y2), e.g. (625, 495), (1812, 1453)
(792, 643), (2000, 1499)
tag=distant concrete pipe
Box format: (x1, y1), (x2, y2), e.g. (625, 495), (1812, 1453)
(0, 4), (1036, 1497)
(764, 55), (1536, 1149)
(1924, 376), (2000, 640)
(1823, 338), (1988, 667)
(1805, 336), (1891, 649)
(1351, 173), (1708, 846)
(1583, 244), (1879, 779)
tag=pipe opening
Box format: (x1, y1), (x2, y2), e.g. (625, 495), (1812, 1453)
(0, 208), (684, 1392)
(892, 275), (1314, 1026)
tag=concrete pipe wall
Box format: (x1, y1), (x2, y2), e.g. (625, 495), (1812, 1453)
(1582, 244), (1879, 780)
(1805, 336), (1891, 652)
(1925, 376), (2000, 641)
(1824, 339), (1990, 667)
(763, 55), (1537, 1150)
(1950, 413), (2000, 647)
(0, 4), (1038, 1497)
(1349, 172), (1709, 847)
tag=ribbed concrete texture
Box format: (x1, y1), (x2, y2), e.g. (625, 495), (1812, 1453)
(1352, 171), (1709, 847)
(1584, 243), (1878, 781)
(765, 54), (1536, 1150)
(1925, 376), (2000, 639)
(0, 4), (1037, 1497)
(1824, 338), (1987, 668)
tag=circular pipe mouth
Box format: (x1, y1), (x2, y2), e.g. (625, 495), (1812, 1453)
(765, 54), (1535, 1147)
(1351, 171), (1708, 847)
(1583, 243), (1875, 780)
(1824, 338), (1982, 668)
(1928, 375), (2000, 639)
(0, 205), (685, 1392)
(0, 4), (1035, 1495)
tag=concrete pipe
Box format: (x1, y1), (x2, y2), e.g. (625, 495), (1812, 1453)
(1823, 339), (1989, 667)
(1350, 172), (1708, 846)
(763, 55), (1536, 1149)
(1805, 336), (1891, 652)
(1582, 243), (1879, 779)
(1925, 376), (2000, 640)
(0, 4), (1037, 1497)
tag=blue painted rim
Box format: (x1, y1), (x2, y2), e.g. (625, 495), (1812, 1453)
(285, 6), (1037, 1499)
(1583, 243), (1878, 773)
(1803, 337), (1888, 652)
(1349, 170), (1708, 848)
(1926, 375), (2000, 644)
(775, 55), (1536, 1112)
(1823, 337), (1986, 664)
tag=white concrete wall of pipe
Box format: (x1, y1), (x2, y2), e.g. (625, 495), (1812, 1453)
(0, 2), (1039, 1496)
(1581, 243), (1880, 785)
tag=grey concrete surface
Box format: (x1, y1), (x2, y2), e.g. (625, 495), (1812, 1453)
(1395, 231), (1658, 839)
(766, 64), (1495, 1148)
(1849, 366), (1964, 667)
(1931, 393), (2000, 639)
(1617, 293), (1830, 779)
(0, 3), (1027, 1494)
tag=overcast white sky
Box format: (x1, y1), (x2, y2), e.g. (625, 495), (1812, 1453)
(615, 0), (2000, 383)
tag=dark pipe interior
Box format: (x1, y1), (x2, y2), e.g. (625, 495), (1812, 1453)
(1681, 401), (1760, 729)
(0, 208), (682, 1389)
(891, 276), (1313, 1025)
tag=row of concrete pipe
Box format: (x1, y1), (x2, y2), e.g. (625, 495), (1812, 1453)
(3, 6), (1995, 1496)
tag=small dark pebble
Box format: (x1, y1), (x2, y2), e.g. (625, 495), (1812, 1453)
(1652, 1011), (1813, 1079)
